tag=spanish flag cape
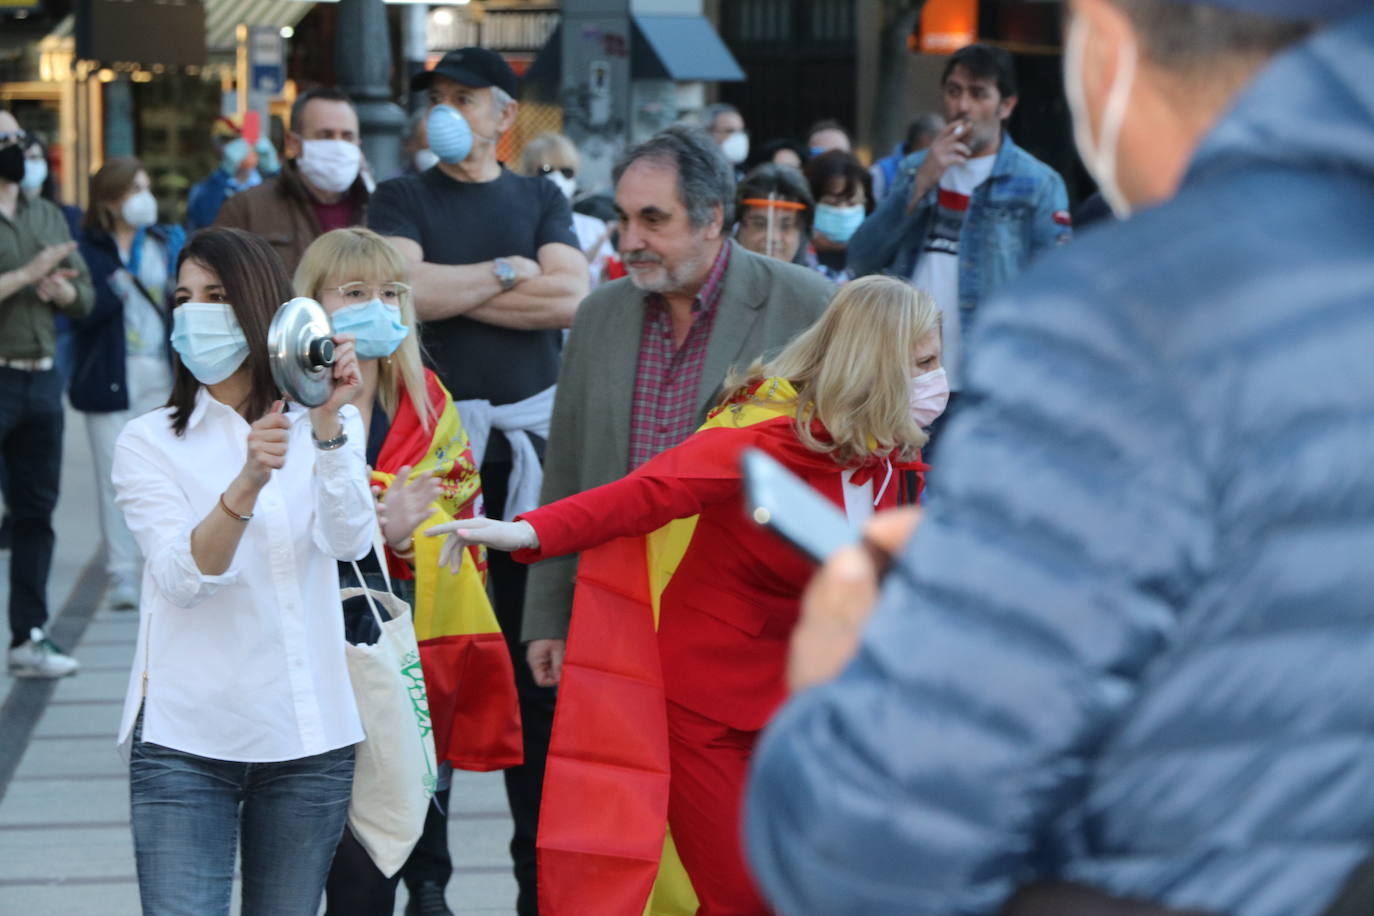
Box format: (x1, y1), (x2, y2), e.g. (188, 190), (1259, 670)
(537, 378), (923, 915)
(373, 370), (523, 771)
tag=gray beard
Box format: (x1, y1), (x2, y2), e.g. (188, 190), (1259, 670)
(626, 246), (707, 295)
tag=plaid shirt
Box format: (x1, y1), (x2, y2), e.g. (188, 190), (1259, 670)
(627, 243), (732, 471)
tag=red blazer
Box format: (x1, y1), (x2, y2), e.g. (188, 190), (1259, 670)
(516, 426), (923, 732)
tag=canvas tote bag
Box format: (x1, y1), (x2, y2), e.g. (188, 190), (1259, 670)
(341, 528), (438, 877)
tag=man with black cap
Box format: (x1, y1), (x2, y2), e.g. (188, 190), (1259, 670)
(369, 47), (587, 916)
(745, 1), (1374, 915)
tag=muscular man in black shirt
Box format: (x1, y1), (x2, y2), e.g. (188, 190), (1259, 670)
(369, 47), (588, 916)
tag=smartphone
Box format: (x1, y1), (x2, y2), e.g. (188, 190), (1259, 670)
(742, 448), (857, 564)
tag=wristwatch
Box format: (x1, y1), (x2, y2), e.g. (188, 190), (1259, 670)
(492, 257), (517, 292)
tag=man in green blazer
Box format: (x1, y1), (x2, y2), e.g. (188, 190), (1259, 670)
(514, 128), (830, 859)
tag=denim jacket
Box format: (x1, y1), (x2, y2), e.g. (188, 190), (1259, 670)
(847, 132), (1070, 315)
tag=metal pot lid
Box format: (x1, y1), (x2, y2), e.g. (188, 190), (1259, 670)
(267, 297), (336, 408)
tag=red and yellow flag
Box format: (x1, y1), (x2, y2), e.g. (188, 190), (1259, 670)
(374, 372), (523, 771)
(537, 379), (807, 915)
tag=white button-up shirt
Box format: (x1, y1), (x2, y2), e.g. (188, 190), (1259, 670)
(112, 390), (374, 762)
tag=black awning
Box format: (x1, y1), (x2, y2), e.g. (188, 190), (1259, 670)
(523, 24), (561, 86)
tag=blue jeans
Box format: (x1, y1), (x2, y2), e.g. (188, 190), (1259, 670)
(129, 714), (356, 916)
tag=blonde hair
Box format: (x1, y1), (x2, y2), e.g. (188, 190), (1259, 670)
(722, 275), (940, 464)
(293, 228), (432, 428)
(517, 132), (578, 177)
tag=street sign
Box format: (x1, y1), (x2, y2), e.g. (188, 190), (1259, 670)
(248, 25), (284, 96)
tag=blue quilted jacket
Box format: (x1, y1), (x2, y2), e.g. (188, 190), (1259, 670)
(745, 9), (1374, 916)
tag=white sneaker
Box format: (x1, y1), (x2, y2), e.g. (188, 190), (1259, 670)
(8, 628), (79, 678)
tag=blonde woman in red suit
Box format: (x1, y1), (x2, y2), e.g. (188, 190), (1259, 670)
(427, 275), (948, 916)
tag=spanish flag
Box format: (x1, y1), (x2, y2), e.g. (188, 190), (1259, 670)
(537, 379), (818, 915)
(374, 371), (523, 771)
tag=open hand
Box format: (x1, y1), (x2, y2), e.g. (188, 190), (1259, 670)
(426, 517), (538, 573)
(788, 508), (922, 692)
(374, 465), (442, 551)
(35, 268), (79, 306)
(23, 242), (76, 285)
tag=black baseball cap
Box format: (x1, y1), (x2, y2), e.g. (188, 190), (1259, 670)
(411, 47), (518, 97)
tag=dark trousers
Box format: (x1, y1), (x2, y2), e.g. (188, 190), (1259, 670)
(0, 367), (63, 646)
(402, 460), (557, 916)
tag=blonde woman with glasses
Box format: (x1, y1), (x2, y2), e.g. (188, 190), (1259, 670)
(293, 227), (521, 915)
(427, 275), (948, 916)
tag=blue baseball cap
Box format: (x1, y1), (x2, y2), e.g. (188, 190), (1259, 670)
(1161, 0), (1368, 20)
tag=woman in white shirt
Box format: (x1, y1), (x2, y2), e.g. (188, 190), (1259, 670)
(112, 226), (374, 916)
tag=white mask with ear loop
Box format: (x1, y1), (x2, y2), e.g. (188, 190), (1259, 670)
(1064, 14), (1138, 218)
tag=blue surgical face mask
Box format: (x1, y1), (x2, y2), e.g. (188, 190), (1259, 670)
(171, 301), (250, 385)
(813, 203), (866, 244)
(427, 105), (473, 164)
(331, 298), (408, 359)
(21, 157), (47, 193)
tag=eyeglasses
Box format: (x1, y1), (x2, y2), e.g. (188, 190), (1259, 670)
(328, 282), (411, 304)
(538, 164), (575, 180)
(0, 130), (29, 149)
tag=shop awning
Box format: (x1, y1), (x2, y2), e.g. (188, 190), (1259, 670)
(524, 15), (744, 85)
(631, 15), (743, 82)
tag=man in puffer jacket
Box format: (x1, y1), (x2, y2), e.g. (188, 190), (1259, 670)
(744, 2), (1374, 915)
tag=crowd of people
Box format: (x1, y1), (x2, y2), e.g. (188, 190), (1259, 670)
(1, 0), (1372, 913)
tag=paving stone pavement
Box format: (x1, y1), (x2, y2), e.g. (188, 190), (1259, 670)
(0, 408), (519, 914)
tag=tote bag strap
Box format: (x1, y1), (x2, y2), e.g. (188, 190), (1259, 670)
(348, 518), (400, 636)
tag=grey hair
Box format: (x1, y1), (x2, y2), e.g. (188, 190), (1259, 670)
(612, 125), (736, 229)
(700, 102), (741, 132)
(518, 132), (578, 176)
(1108, 0), (1316, 72)
(491, 85), (515, 114)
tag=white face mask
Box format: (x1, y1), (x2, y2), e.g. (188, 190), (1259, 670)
(1064, 13), (1138, 219)
(297, 139), (362, 194)
(120, 189), (158, 228)
(909, 367), (950, 428)
(721, 131), (750, 165)
(548, 170), (576, 201)
(413, 148), (440, 172)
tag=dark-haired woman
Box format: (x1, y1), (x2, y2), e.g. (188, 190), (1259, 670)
(804, 150), (875, 285)
(111, 226), (373, 916)
(74, 157), (184, 610)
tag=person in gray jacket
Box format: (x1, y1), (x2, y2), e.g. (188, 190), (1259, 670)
(522, 127), (831, 675)
(745, 1), (1374, 915)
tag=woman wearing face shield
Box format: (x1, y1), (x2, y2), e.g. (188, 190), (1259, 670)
(293, 228), (520, 915)
(427, 275), (948, 916)
(111, 226), (371, 916)
(73, 158), (185, 611)
(732, 163), (816, 265)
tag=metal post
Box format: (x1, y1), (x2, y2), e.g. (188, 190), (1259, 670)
(335, 0), (407, 180)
